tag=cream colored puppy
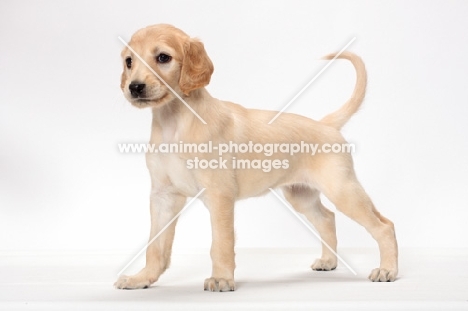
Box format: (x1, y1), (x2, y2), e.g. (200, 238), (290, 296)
(114, 24), (398, 291)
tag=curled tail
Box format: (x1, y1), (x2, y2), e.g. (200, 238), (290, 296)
(320, 51), (367, 130)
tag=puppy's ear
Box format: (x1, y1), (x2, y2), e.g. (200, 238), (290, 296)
(179, 39), (214, 95)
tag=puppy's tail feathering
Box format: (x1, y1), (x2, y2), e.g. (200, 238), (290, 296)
(320, 51), (367, 130)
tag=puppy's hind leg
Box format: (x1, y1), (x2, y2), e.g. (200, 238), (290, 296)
(282, 185), (338, 271)
(317, 165), (398, 282)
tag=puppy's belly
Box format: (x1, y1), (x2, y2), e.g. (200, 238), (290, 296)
(235, 167), (297, 199)
(147, 153), (308, 200)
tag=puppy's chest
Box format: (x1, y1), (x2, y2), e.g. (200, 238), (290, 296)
(147, 148), (199, 197)
(148, 120), (201, 196)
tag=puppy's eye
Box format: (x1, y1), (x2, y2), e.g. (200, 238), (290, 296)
(125, 57), (132, 69)
(156, 53), (172, 64)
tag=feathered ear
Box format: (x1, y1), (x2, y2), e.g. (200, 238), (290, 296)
(179, 39), (214, 95)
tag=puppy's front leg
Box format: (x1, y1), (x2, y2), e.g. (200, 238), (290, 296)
(115, 190), (186, 289)
(203, 193), (236, 292)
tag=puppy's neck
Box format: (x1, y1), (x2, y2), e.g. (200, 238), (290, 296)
(151, 102), (180, 143)
(150, 88), (213, 143)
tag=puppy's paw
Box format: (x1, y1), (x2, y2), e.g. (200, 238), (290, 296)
(311, 258), (337, 271)
(368, 268), (397, 282)
(204, 277), (236, 292)
(114, 270), (157, 289)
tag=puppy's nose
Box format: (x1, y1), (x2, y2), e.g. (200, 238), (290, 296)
(129, 83), (146, 98)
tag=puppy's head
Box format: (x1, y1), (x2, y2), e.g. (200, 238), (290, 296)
(120, 24), (214, 108)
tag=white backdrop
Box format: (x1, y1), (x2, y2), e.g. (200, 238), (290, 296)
(1, 0), (467, 252)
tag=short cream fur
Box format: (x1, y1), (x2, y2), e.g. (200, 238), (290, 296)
(114, 24), (398, 291)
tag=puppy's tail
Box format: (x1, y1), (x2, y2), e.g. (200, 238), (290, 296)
(320, 51), (367, 130)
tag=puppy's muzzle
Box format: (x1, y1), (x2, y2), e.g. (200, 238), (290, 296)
(129, 82), (146, 98)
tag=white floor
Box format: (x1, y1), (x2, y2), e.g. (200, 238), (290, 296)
(0, 248), (467, 311)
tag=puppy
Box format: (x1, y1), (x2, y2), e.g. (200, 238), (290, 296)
(114, 24), (398, 291)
